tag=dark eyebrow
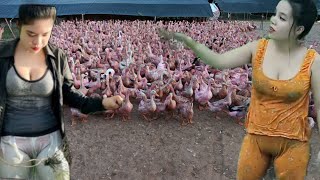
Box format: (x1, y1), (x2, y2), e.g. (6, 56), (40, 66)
(275, 8), (288, 17)
(279, 12), (288, 17)
(26, 30), (50, 34)
(26, 30), (36, 34)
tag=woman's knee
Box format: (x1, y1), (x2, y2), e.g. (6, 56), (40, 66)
(0, 160), (31, 179)
(0, 140), (31, 179)
(274, 141), (309, 180)
(237, 163), (270, 180)
(237, 134), (270, 180)
(36, 149), (70, 180)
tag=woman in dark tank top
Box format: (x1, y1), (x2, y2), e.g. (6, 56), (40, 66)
(0, 4), (123, 180)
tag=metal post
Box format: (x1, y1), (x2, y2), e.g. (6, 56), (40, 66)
(5, 18), (16, 38)
(261, 14), (264, 30)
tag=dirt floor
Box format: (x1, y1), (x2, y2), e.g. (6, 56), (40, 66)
(65, 104), (320, 180)
(63, 21), (320, 180)
(1, 20), (318, 179)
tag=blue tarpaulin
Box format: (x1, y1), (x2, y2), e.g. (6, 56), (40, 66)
(0, 0), (213, 18)
(317, 0), (320, 15)
(216, 0), (279, 13)
(216, 0), (320, 14)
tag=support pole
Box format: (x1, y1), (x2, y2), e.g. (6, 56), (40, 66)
(5, 18), (16, 38)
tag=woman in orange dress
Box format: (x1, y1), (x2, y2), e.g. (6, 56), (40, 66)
(160, 0), (319, 179)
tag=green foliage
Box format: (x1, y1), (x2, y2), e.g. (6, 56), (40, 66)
(2, 24), (19, 40)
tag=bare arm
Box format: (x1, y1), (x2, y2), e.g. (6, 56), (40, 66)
(160, 31), (258, 69)
(311, 54), (320, 136)
(311, 53), (320, 168)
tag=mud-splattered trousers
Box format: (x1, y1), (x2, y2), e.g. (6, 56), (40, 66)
(237, 38), (316, 180)
(0, 130), (70, 180)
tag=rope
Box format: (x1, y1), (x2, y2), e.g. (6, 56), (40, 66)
(0, 141), (67, 169)
(0, 153), (70, 180)
(0, 156), (49, 168)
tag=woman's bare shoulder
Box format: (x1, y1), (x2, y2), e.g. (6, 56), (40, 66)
(242, 39), (263, 61)
(311, 51), (320, 71)
(248, 40), (260, 56)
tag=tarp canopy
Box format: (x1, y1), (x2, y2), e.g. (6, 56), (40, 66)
(216, 0), (320, 14)
(216, 0), (279, 13)
(317, 0), (320, 15)
(0, 0), (213, 18)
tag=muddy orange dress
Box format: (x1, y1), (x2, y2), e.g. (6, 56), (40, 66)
(237, 38), (317, 180)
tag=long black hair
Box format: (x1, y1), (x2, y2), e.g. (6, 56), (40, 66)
(287, 0), (317, 40)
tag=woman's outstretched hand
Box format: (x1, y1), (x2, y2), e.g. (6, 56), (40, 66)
(157, 29), (194, 50)
(158, 29), (189, 42)
(102, 95), (124, 110)
(157, 28), (175, 40)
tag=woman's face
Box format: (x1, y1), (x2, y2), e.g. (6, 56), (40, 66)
(19, 18), (54, 54)
(269, 0), (297, 41)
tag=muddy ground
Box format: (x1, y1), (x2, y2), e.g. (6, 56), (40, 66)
(2, 20), (320, 180)
(65, 103), (320, 180)
(65, 22), (320, 180)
